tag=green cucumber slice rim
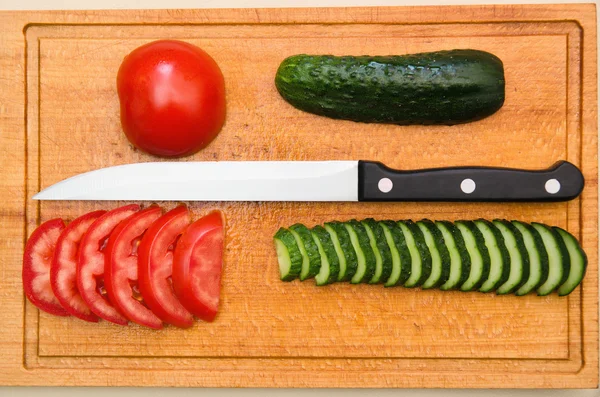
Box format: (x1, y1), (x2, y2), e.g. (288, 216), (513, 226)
(289, 224), (321, 280)
(324, 224), (346, 281)
(418, 220), (446, 289)
(344, 221), (376, 284)
(474, 220), (510, 293)
(311, 226), (339, 286)
(380, 220), (412, 287)
(494, 220), (525, 294)
(533, 223), (570, 296)
(362, 221), (383, 284)
(437, 221), (469, 291)
(273, 228), (302, 281)
(554, 227), (587, 296)
(456, 221), (485, 292)
(512, 221), (549, 296)
(398, 221), (422, 288)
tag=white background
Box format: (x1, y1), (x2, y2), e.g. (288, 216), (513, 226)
(0, 0), (598, 395)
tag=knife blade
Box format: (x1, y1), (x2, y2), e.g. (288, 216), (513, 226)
(33, 160), (584, 202)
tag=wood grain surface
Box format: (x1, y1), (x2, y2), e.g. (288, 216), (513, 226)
(0, 4), (597, 388)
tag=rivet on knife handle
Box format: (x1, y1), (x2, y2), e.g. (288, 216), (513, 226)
(358, 160), (584, 202)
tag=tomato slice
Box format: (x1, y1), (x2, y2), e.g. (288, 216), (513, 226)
(172, 211), (224, 322)
(78, 204), (140, 325)
(138, 205), (193, 328)
(105, 205), (163, 329)
(51, 210), (106, 322)
(23, 218), (69, 316)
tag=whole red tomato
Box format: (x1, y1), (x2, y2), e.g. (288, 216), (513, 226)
(117, 40), (226, 157)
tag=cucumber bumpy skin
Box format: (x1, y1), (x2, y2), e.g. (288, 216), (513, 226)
(275, 49), (505, 126)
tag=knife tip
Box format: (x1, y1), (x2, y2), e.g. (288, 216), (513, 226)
(32, 191), (48, 200)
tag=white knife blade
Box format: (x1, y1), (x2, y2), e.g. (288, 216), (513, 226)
(33, 161), (359, 202)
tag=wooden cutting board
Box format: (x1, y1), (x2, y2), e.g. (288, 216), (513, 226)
(0, 4), (597, 388)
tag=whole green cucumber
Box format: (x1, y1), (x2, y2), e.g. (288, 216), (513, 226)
(275, 49), (505, 125)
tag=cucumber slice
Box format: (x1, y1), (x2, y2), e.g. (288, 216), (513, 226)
(554, 227), (587, 296)
(361, 219), (393, 284)
(512, 221), (549, 296)
(311, 225), (340, 286)
(533, 223), (570, 296)
(344, 220), (377, 284)
(418, 220), (451, 289)
(273, 228), (303, 281)
(474, 219), (510, 292)
(289, 224), (322, 280)
(398, 220), (432, 288)
(456, 220), (491, 292)
(493, 220), (530, 294)
(436, 221), (471, 290)
(380, 220), (412, 287)
(324, 221), (358, 281)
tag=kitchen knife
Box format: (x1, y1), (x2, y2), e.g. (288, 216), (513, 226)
(33, 160), (584, 202)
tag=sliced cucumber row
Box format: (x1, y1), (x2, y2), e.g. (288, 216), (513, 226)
(273, 219), (587, 296)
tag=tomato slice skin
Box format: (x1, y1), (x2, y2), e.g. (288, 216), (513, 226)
(138, 205), (193, 328)
(51, 210), (106, 322)
(23, 218), (70, 317)
(105, 205), (163, 329)
(172, 211), (224, 322)
(78, 204), (140, 325)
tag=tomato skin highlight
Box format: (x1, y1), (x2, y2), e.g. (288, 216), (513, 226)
(51, 210), (106, 322)
(78, 204), (140, 325)
(23, 218), (70, 317)
(117, 40), (226, 157)
(173, 211), (224, 322)
(138, 205), (194, 328)
(104, 205), (163, 329)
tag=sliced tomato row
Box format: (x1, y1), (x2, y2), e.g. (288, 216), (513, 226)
(22, 204), (225, 329)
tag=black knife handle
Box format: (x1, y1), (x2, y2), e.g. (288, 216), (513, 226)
(358, 160), (584, 202)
